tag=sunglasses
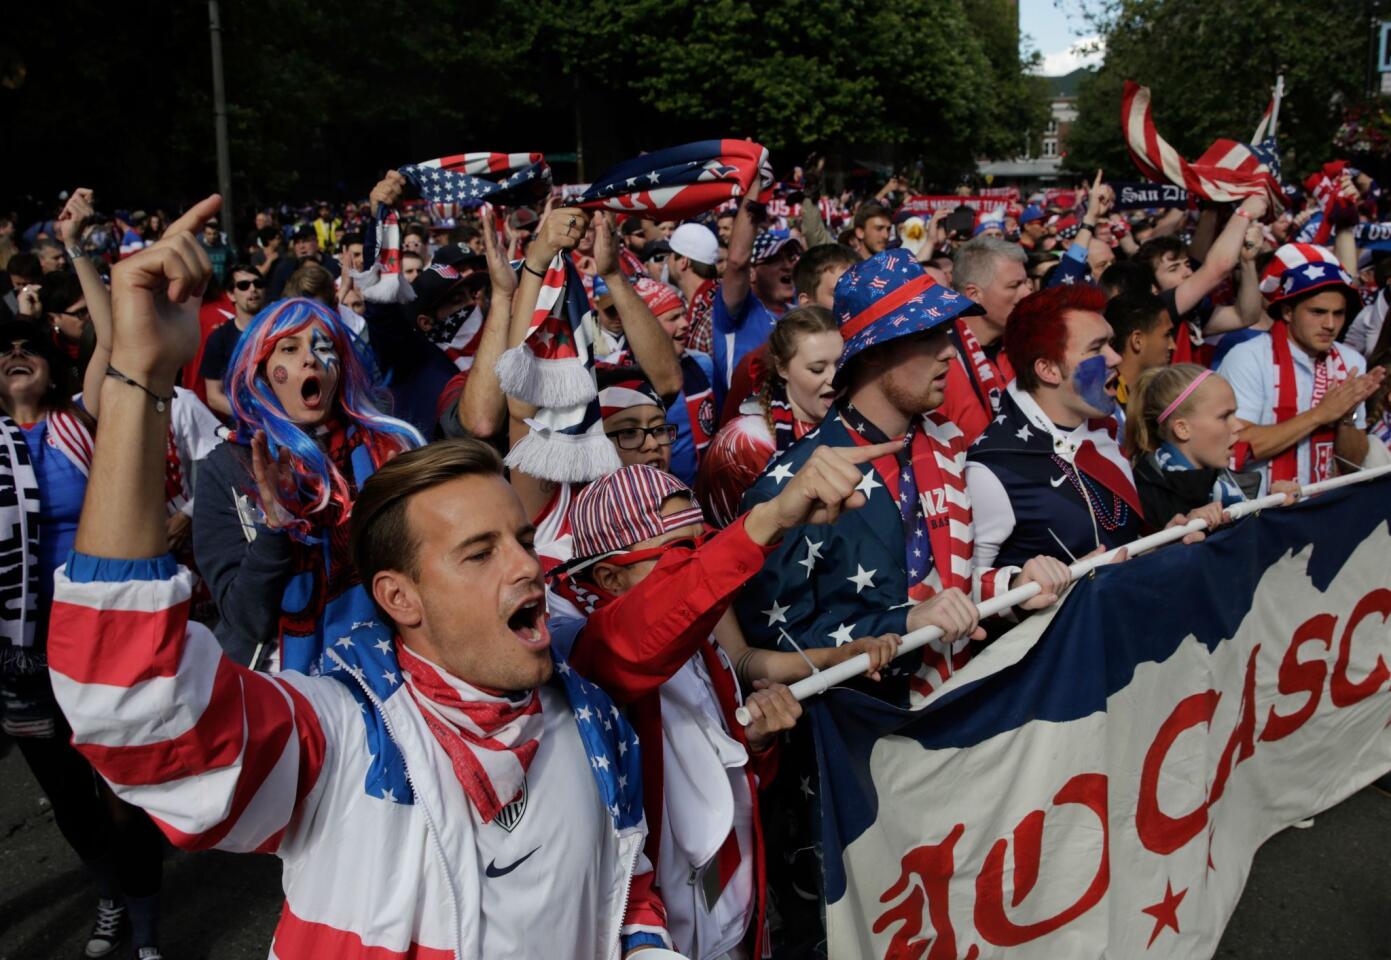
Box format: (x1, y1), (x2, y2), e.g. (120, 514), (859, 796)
(605, 424), (678, 450)
(1, 340), (40, 358)
(234, 278), (267, 291)
(55, 306), (91, 322)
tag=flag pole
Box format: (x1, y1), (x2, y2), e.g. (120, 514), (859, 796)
(736, 461), (1391, 725)
(1269, 75), (1285, 140)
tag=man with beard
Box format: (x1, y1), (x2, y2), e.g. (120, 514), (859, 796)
(966, 284), (1147, 569)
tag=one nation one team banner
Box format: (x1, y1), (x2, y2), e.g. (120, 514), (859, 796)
(812, 479), (1391, 959)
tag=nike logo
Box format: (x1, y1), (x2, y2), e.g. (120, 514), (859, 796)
(1050, 475), (1067, 488)
(485, 846), (540, 879)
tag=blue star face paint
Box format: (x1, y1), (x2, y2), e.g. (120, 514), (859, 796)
(310, 326), (339, 370)
(1072, 354), (1114, 414)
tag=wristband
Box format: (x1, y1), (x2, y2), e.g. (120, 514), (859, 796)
(106, 365), (174, 413)
(1081, 220), (1097, 231)
(65, 244), (84, 260)
(521, 261), (547, 278)
(1235, 209), (1254, 221)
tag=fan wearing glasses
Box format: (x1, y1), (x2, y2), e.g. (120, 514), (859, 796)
(200, 263), (265, 418)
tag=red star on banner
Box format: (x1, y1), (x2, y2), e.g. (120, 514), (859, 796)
(1142, 880), (1187, 949)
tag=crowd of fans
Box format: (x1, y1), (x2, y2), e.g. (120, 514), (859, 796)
(2, 150), (1389, 959)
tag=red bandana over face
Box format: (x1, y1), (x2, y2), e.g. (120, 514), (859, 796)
(397, 641), (545, 822)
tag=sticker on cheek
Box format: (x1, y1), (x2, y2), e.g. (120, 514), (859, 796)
(310, 328), (339, 368)
(271, 365), (290, 384)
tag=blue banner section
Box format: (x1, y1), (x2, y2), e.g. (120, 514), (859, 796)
(1111, 181), (1190, 210)
(812, 479), (1391, 906)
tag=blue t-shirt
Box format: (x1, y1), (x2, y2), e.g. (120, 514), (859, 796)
(21, 421), (88, 639)
(711, 287), (778, 390)
(665, 351), (722, 486)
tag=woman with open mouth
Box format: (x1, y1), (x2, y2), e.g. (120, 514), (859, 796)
(193, 297), (422, 675)
(696, 305), (843, 526)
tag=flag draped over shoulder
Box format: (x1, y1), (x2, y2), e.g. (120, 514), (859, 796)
(813, 478), (1391, 958)
(1121, 81), (1283, 209)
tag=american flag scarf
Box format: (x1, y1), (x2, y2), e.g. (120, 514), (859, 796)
(498, 254), (622, 483)
(355, 151), (551, 305)
(574, 139), (773, 221)
(1121, 81), (1283, 210)
(497, 141), (771, 483)
(396, 640), (544, 823)
(1304, 161), (1355, 247)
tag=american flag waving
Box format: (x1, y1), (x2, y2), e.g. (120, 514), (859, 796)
(399, 151), (553, 208)
(1121, 81), (1283, 209)
(575, 139), (773, 221)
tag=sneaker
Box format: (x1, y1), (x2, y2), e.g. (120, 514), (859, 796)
(84, 899), (127, 958)
(136, 949), (164, 960)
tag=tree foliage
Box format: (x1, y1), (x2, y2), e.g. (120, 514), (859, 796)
(1065, 0), (1371, 180)
(2, 0), (1044, 213)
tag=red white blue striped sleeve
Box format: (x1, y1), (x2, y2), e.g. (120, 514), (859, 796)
(47, 553), (327, 854)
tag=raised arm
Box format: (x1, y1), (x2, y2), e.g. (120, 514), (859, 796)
(457, 204), (514, 438)
(592, 212), (682, 397)
(1173, 196), (1267, 316)
(56, 189), (116, 416)
(721, 179), (759, 313)
(48, 195), (327, 853)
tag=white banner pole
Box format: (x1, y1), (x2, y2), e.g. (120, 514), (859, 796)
(736, 463), (1391, 725)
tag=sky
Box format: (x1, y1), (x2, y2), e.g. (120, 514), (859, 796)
(1018, 0), (1106, 76)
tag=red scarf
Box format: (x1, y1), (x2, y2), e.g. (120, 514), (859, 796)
(686, 279), (718, 355)
(397, 641), (545, 822)
(1270, 321), (1347, 484)
(953, 317), (1004, 416)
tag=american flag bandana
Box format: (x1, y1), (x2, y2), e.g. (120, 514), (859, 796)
(1122, 82), (1283, 211)
(575, 140), (773, 221)
(354, 152), (551, 305)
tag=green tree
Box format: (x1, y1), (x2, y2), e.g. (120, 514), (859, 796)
(1065, 0), (1370, 181)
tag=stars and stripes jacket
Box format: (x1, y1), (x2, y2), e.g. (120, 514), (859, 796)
(734, 410), (1020, 705)
(47, 553), (669, 960)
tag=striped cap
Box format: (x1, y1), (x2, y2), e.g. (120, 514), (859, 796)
(596, 365), (665, 419)
(568, 465), (705, 562)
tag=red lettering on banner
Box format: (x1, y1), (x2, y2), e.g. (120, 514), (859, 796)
(1209, 645), (1260, 805)
(1136, 690), (1220, 854)
(1260, 615), (1334, 742)
(974, 773), (1110, 946)
(1330, 589), (1391, 708)
(874, 823), (979, 960)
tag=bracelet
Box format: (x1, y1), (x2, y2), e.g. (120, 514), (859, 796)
(521, 261), (547, 278)
(1081, 220), (1097, 231)
(65, 245), (84, 260)
(106, 365), (173, 413)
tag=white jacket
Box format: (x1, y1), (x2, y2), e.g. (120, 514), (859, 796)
(47, 554), (670, 959)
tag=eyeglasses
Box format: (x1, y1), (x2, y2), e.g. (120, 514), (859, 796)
(648, 254), (668, 264)
(56, 306), (90, 322)
(605, 423), (678, 449)
(1, 341), (39, 357)
(234, 278), (267, 291)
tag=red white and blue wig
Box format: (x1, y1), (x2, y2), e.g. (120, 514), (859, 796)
(225, 297), (423, 537)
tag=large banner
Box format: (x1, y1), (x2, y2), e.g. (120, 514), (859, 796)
(814, 480), (1391, 958)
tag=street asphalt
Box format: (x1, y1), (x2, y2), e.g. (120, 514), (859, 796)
(1, 740), (1387, 959)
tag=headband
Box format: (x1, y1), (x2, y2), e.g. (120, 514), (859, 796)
(1157, 369), (1213, 424)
